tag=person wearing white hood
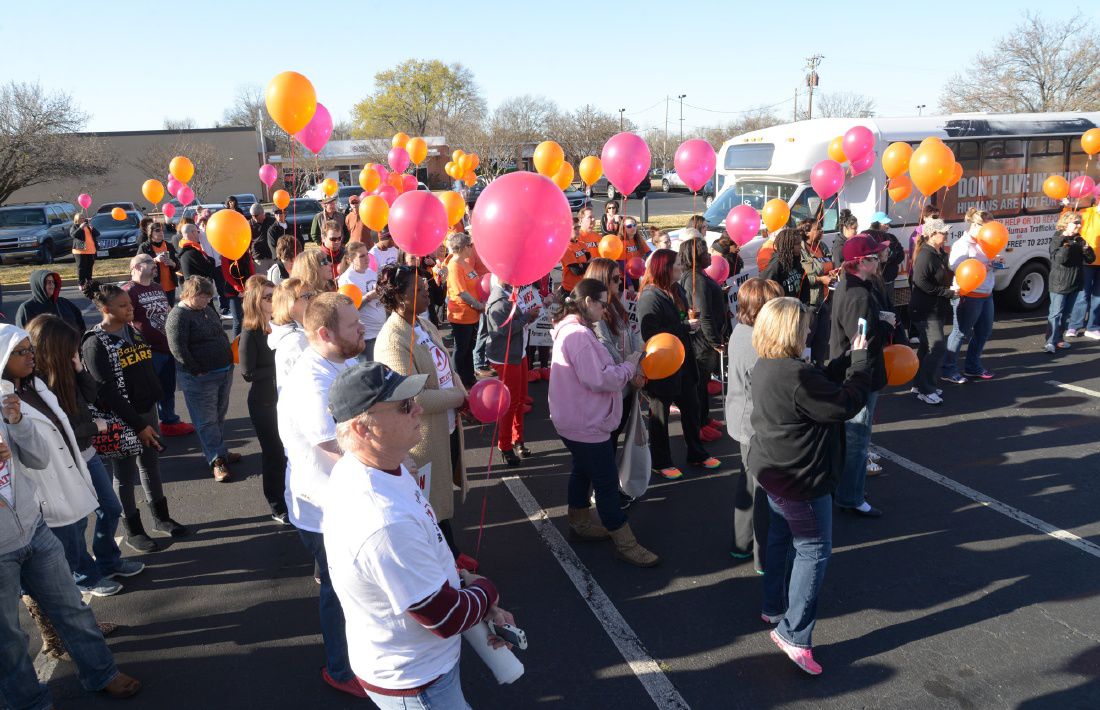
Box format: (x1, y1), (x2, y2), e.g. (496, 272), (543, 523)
(268, 277), (315, 394)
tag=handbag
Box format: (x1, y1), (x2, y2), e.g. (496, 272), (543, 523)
(89, 404), (142, 460)
(617, 392), (651, 498)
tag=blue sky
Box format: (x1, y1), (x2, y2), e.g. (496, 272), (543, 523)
(0, 1), (1089, 134)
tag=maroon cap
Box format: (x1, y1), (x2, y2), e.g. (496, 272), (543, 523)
(842, 233), (889, 262)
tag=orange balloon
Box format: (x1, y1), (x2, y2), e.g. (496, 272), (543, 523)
(206, 209), (251, 261)
(231, 334), (240, 365)
(338, 283), (363, 309)
(387, 172), (404, 191)
(756, 237), (775, 273)
(888, 175), (913, 203)
(142, 179), (164, 205)
(642, 333), (685, 380)
(392, 132), (410, 149)
(321, 178), (338, 197)
(827, 136), (847, 164)
(359, 166), (380, 192)
(977, 221), (1009, 259)
(439, 191), (466, 226)
(452, 149), (465, 163)
(945, 162), (964, 187)
(459, 154), (475, 174)
(598, 234), (624, 260)
(1082, 128), (1100, 156)
(111, 207), (126, 221)
(761, 198), (790, 232)
(881, 142), (913, 179)
(467, 154), (480, 170)
(955, 258), (987, 295)
(407, 137), (428, 165)
(909, 141), (954, 196)
(464, 173), (477, 187)
(169, 156), (194, 184)
(273, 189), (290, 210)
(883, 344), (919, 386)
(358, 195), (389, 231)
(265, 71), (317, 135)
(1043, 175), (1070, 200)
(579, 156), (603, 186)
(552, 162), (574, 190)
(533, 141), (564, 177)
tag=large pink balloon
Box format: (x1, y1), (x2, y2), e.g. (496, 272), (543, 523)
(376, 185), (397, 206)
(162, 203), (176, 219)
(842, 126), (875, 162)
(470, 171), (573, 286)
(469, 379), (511, 423)
(850, 151), (876, 177)
(166, 177), (181, 197)
(704, 254), (730, 283)
(177, 185), (195, 206)
(258, 164), (278, 187)
(388, 190), (448, 256)
(725, 204), (761, 246)
(674, 139), (716, 193)
(810, 159), (845, 200)
(1069, 175), (1096, 199)
(77, 193), (92, 210)
(294, 102), (332, 154)
(601, 132), (651, 196)
(388, 146), (411, 174)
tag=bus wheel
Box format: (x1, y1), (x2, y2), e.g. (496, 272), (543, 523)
(1006, 261), (1048, 311)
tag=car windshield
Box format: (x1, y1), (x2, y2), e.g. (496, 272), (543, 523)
(704, 181), (797, 226)
(338, 186), (359, 198)
(91, 213), (139, 229)
(0, 208), (47, 227)
(290, 199), (321, 212)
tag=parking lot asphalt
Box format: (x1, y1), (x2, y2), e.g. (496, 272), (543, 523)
(15, 290), (1100, 710)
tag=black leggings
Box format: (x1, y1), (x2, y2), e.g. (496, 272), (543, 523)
(647, 386), (708, 469)
(451, 321), (478, 388)
(75, 254), (95, 286)
(110, 408), (164, 515)
(248, 379), (287, 514)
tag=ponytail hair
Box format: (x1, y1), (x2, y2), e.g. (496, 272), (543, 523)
(552, 278), (608, 326)
(86, 279), (124, 308)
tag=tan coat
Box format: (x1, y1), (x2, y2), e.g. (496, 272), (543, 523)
(374, 312), (468, 520)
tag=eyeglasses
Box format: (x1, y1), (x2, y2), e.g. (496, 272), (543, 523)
(862, 254), (880, 263)
(13, 346), (35, 357)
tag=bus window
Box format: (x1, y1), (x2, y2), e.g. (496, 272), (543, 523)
(980, 139), (1026, 218)
(1068, 138), (1100, 183)
(791, 188), (837, 232)
(1026, 138), (1067, 213)
(723, 144), (775, 171)
(939, 141), (979, 222)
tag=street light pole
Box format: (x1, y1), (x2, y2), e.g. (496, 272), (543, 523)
(916, 104), (927, 116)
(677, 94), (687, 142)
(619, 108), (626, 132)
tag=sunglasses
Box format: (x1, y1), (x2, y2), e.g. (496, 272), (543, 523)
(624, 223), (637, 229)
(862, 254), (880, 263)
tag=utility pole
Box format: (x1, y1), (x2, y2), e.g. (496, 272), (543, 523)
(664, 95), (669, 170)
(916, 104), (927, 116)
(619, 108), (626, 132)
(677, 94), (687, 142)
(804, 54), (823, 120)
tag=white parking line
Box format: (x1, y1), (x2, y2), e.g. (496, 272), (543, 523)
(1047, 380), (1100, 399)
(501, 475), (691, 710)
(870, 446), (1100, 561)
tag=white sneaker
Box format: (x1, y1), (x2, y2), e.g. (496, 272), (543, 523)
(1064, 328), (1079, 337)
(917, 392), (943, 405)
(909, 336), (920, 345)
(936, 388), (943, 396)
(78, 578), (122, 597)
(1044, 343), (1056, 354)
(866, 450), (881, 463)
(866, 460), (883, 475)
(1085, 330), (1100, 340)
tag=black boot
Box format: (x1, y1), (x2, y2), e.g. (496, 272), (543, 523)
(149, 497), (189, 537)
(121, 512), (158, 552)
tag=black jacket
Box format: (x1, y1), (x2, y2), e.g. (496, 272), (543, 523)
(69, 223), (100, 252)
(138, 239), (180, 290)
(679, 266), (729, 373)
(867, 228), (905, 284)
(69, 369), (102, 451)
(1049, 231), (1096, 295)
(761, 252), (806, 301)
(178, 240), (217, 282)
(165, 304), (234, 375)
(80, 324), (163, 433)
(909, 244), (954, 322)
(14, 271), (86, 334)
(829, 272), (892, 392)
(636, 284), (698, 401)
(239, 327), (275, 384)
(250, 214), (277, 261)
(748, 350), (872, 501)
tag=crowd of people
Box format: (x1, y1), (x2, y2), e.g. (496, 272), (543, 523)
(3, 188), (1099, 707)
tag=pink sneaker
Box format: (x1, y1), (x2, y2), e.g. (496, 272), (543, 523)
(770, 629), (822, 675)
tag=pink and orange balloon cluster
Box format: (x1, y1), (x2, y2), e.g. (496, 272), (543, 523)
(445, 148), (480, 188)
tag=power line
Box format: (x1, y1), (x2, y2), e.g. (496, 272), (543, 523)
(625, 99), (664, 115)
(683, 96), (795, 115)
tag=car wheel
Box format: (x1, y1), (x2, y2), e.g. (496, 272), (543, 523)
(662, 180), (671, 192)
(1005, 260), (1048, 311)
(606, 185), (617, 200)
(705, 195), (714, 209)
(36, 241), (54, 265)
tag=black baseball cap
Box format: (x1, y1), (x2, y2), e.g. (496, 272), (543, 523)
(328, 362), (427, 423)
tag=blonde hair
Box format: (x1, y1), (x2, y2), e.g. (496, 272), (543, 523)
(271, 277), (310, 325)
(179, 275), (215, 301)
(290, 249), (336, 293)
(752, 297), (809, 359)
(1056, 211), (1083, 232)
(964, 208), (992, 225)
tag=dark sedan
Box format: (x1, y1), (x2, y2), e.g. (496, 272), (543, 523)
(89, 211), (142, 257)
(466, 177), (590, 212)
(283, 198), (323, 240)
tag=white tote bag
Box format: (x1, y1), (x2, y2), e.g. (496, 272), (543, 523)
(617, 392), (651, 498)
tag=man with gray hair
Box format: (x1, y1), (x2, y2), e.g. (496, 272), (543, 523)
(177, 223), (217, 282)
(248, 203), (276, 272)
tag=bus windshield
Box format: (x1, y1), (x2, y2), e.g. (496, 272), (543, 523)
(704, 181), (797, 228)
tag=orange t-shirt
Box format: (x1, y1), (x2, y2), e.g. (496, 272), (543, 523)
(623, 233), (650, 257)
(150, 241), (175, 292)
(579, 231), (602, 259)
(446, 257), (480, 324)
(560, 239), (591, 293)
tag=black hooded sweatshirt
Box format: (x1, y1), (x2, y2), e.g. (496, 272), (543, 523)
(14, 271), (86, 334)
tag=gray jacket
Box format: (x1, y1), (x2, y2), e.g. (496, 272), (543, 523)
(594, 316), (642, 395)
(0, 414), (53, 555)
(724, 323), (757, 446)
(485, 285), (532, 365)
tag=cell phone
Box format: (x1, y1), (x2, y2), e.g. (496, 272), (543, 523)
(857, 317), (868, 339)
(486, 621), (528, 651)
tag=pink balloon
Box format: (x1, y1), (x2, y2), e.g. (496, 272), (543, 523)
(1069, 175), (1096, 199)
(162, 203), (176, 219)
(402, 174), (418, 193)
(704, 255), (730, 283)
(476, 273), (493, 302)
(376, 185), (397, 206)
(388, 146), (411, 174)
(842, 126), (875, 162)
(259, 164), (278, 187)
(601, 132), (651, 196)
(375, 165), (390, 182)
(470, 171), (573, 286)
(359, 191), (369, 202)
(468, 379), (511, 423)
(1092, 183), (1100, 199)
(725, 204), (761, 246)
(810, 159), (845, 200)
(673, 139), (716, 193)
(177, 185), (195, 206)
(388, 190), (448, 257)
(850, 151), (876, 177)
(77, 193), (92, 210)
(626, 256), (646, 279)
(368, 253), (378, 272)
(166, 177), (181, 197)
(294, 102), (332, 154)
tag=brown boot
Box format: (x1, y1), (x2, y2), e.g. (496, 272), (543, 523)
(101, 672), (142, 698)
(567, 507), (609, 541)
(22, 595), (69, 660)
(608, 524), (660, 567)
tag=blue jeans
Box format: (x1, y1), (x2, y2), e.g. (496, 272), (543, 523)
(762, 493), (833, 649)
(50, 519), (101, 588)
(364, 662), (470, 710)
(86, 454), (123, 576)
(0, 522), (118, 709)
(473, 313), (489, 370)
(562, 436), (628, 532)
(177, 367), (233, 465)
(151, 351), (180, 425)
(297, 529), (352, 682)
(1068, 265), (1100, 331)
(836, 390), (878, 509)
(1048, 291), (1078, 347)
(226, 295), (244, 339)
(943, 296), (994, 377)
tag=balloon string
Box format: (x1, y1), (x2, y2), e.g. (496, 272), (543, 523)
(1073, 154), (1092, 212)
(291, 140), (298, 259)
(409, 260), (419, 372)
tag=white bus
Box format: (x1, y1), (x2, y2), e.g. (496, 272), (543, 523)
(697, 113), (1100, 310)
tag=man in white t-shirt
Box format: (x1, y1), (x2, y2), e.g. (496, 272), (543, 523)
(323, 361), (515, 708)
(369, 229), (400, 273)
(336, 242), (386, 362)
(276, 291), (366, 698)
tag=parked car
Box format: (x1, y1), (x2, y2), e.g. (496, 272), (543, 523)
(88, 211), (142, 257)
(179, 203), (224, 223)
(96, 201), (142, 215)
(231, 193), (258, 213)
(465, 177), (590, 213)
(336, 185), (360, 212)
(0, 201), (78, 264)
(585, 174), (651, 201)
(661, 171), (717, 204)
(283, 198), (323, 240)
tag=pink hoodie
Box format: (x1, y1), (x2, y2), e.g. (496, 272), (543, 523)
(549, 315), (636, 443)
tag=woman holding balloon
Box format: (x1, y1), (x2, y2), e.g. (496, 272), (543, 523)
(909, 218), (955, 403)
(942, 209), (1000, 383)
(445, 232), (485, 389)
(1047, 212), (1094, 353)
(677, 237), (729, 442)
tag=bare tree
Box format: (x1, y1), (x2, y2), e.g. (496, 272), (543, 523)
(552, 104), (624, 163)
(351, 60), (486, 138)
(700, 107), (784, 150)
(219, 84), (292, 155)
(0, 82), (111, 205)
(940, 12), (1100, 112)
(645, 128), (675, 171)
(131, 139), (231, 205)
(163, 117), (198, 130)
(813, 92), (876, 118)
